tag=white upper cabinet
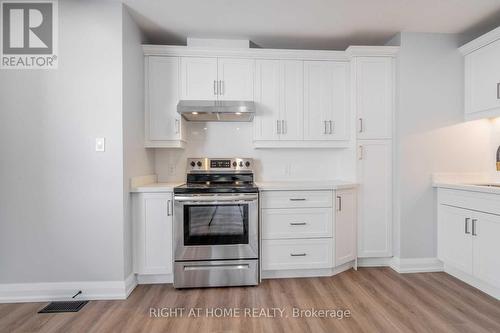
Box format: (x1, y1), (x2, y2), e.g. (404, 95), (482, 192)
(180, 57), (254, 101)
(145, 56), (185, 148)
(464, 40), (500, 118)
(304, 61), (349, 141)
(460, 27), (500, 120)
(357, 140), (392, 258)
(180, 57), (218, 100)
(254, 59), (304, 142)
(354, 57), (393, 139)
(217, 58), (255, 100)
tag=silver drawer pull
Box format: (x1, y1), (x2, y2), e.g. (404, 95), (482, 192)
(289, 198), (306, 201)
(290, 253), (307, 257)
(290, 222), (307, 226)
(184, 264), (249, 271)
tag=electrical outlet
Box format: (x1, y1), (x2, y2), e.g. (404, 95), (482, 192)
(95, 138), (105, 152)
(168, 164), (176, 175)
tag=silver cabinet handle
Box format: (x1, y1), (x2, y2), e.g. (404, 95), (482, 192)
(290, 253), (307, 257)
(323, 121), (328, 134)
(167, 200), (171, 216)
(337, 196), (342, 211)
(359, 118), (364, 133)
(175, 119), (180, 134)
(290, 222), (307, 226)
(465, 218), (471, 234)
(289, 198), (306, 201)
(281, 120), (286, 134)
(213, 80), (217, 95)
(472, 219), (478, 236)
(358, 145), (364, 160)
(277, 120), (281, 134)
(329, 120), (333, 134)
(497, 83), (500, 99)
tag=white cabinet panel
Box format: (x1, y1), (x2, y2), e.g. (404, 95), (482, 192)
(134, 193), (173, 275)
(466, 40), (500, 117)
(254, 60), (281, 141)
(180, 57), (218, 100)
(355, 57), (393, 139)
(437, 205), (473, 275)
(262, 208), (333, 239)
(473, 211), (500, 289)
(217, 58), (254, 101)
(335, 189), (357, 266)
(304, 61), (349, 141)
(357, 140), (392, 257)
(261, 190), (333, 209)
(281, 60), (304, 140)
(262, 239), (333, 270)
(145, 56), (185, 147)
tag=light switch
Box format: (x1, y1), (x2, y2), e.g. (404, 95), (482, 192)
(95, 138), (105, 152)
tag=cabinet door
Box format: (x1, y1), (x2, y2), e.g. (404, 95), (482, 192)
(466, 41), (500, 116)
(473, 212), (500, 288)
(217, 58), (254, 101)
(357, 140), (392, 257)
(437, 205), (473, 275)
(134, 193), (173, 275)
(355, 57), (393, 139)
(335, 189), (357, 266)
(254, 60), (281, 141)
(146, 57), (182, 142)
(180, 57), (218, 100)
(281, 60), (304, 140)
(304, 61), (348, 141)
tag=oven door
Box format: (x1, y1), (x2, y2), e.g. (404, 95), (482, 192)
(174, 193), (259, 261)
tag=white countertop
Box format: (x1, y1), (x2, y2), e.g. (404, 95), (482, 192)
(130, 182), (183, 193)
(256, 180), (357, 191)
(433, 182), (500, 195)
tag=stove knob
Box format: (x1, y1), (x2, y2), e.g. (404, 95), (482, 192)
(245, 161), (251, 167)
(239, 161), (243, 167)
(190, 161), (196, 167)
(232, 161), (237, 167)
(197, 161), (202, 167)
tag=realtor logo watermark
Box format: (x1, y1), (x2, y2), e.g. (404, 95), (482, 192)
(1, 0), (58, 69)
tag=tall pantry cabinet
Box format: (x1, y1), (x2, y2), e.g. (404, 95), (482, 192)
(350, 50), (396, 258)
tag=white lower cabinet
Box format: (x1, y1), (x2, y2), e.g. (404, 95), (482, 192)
(133, 192), (173, 276)
(437, 188), (500, 299)
(261, 189), (356, 276)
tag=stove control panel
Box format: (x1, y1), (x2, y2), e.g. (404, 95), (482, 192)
(187, 158), (253, 172)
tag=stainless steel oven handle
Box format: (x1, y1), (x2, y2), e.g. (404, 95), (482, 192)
(183, 264), (250, 271)
(174, 194), (258, 202)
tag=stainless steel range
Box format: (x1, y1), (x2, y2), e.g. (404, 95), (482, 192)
(173, 158), (259, 288)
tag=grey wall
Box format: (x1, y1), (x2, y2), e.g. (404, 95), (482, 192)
(122, 7), (155, 278)
(0, 1), (133, 283)
(393, 32), (491, 259)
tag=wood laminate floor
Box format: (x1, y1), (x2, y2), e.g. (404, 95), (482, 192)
(1, 268), (500, 333)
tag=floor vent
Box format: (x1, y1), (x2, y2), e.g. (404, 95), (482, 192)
(38, 301), (88, 313)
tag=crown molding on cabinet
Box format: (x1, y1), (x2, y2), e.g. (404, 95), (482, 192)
(345, 45), (400, 58)
(459, 26), (500, 55)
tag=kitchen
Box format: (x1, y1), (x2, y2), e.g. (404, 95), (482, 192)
(1, 0), (500, 332)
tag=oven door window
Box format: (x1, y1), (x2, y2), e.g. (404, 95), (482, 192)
(184, 204), (249, 245)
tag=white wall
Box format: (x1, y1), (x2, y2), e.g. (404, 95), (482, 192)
(0, 1), (128, 285)
(154, 122), (356, 182)
(122, 7), (155, 278)
(393, 32), (492, 259)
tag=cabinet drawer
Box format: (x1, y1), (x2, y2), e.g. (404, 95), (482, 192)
(262, 239), (333, 270)
(262, 208), (333, 239)
(261, 190), (333, 208)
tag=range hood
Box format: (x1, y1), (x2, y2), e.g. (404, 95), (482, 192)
(177, 100), (255, 122)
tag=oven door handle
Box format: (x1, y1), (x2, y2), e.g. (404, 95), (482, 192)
(183, 264), (250, 271)
(174, 194), (258, 202)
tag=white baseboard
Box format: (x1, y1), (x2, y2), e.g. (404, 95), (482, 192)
(445, 264), (500, 300)
(262, 261), (355, 279)
(0, 274), (136, 304)
(357, 257), (444, 274)
(136, 274), (173, 284)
